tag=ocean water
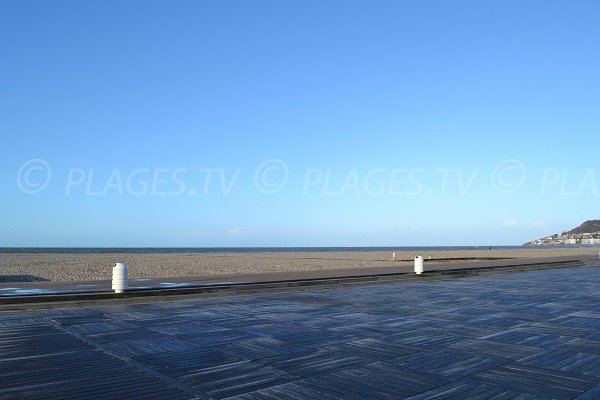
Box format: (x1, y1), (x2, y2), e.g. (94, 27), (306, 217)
(0, 245), (584, 254)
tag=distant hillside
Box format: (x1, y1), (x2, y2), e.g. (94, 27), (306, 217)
(568, 220), (600, 235)
(525, 219), (600, 246)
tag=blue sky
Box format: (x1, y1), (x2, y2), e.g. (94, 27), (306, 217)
(2, 0), (600, 247)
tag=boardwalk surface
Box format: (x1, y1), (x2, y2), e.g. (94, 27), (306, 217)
(2, 266), (600, 399)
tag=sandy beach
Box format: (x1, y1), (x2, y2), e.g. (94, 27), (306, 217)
(0, 248), (597, 282)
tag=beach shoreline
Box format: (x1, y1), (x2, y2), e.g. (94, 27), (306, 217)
(0, 248), (597, 283)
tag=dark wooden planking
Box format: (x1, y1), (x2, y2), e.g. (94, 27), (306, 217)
(4, 266), (600, 398)
(574, 385), (600, 400)
(257, 349), (365, 377)
(471, 364), (598, 399)
(179, 360), (295, 399)
(402, 380), (539, 400)
(479, 329), (573, 348)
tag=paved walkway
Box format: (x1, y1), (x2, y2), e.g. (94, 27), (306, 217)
(2, 265), (600, 399)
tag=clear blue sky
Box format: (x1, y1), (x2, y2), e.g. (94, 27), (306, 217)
(2, 0), (599, 247)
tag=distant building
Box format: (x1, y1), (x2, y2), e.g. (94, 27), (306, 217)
(582, 238), (600, 245)
(565, 238), (578, 245)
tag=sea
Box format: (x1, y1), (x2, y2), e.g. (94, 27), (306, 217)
(0, 245), (591, 254)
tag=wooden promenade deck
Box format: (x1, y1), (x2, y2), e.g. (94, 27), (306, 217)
(2, 265), (600, 399)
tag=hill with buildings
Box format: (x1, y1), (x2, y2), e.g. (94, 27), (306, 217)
(525, 220), (600, 246)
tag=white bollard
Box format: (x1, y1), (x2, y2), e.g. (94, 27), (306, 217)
(392, 252), (396, 261)
(112, 262), (128, 293)
(414, 256), (424, 274)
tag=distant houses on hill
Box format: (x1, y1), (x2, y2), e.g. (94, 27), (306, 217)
(525, 232), (600, 246)
(525, 219), (600, 246)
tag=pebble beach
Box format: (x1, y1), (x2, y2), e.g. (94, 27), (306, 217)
(0, 248), (596, 282)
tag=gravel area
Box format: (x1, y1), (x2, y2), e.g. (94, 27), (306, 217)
(0, 248), (596, 282)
